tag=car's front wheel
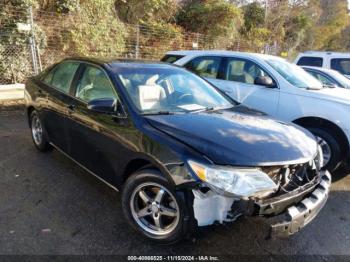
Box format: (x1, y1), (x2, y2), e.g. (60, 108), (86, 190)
(307, 127), (342, 172)
(30, 110), (51, 152)
(122, 169), (193, 244)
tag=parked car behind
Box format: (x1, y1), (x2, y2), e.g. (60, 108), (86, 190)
(302, 66), (350, 89)
(164, 50), (350, 172)
(25, 57), (330, 243)
(295, 51), (350, 79)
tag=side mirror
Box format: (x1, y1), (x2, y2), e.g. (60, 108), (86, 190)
(254, 76), (276, 88)
(87, 98), (116, 114)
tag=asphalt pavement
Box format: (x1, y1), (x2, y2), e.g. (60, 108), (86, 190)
(0, 109), (349, 258)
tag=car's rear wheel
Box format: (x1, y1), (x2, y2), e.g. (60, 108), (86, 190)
(122, 169), (193, 244)
(30, 110), (51, 152)
(307, 127), (342, 172)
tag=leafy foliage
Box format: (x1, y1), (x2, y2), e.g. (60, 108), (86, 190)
(176, 0), (243, 48)
(2, 0), (350, 83)
(115, 0), (178, 24)
(63, 0), (126, 57)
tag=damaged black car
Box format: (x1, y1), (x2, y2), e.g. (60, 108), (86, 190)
(25, 58), (331, 243)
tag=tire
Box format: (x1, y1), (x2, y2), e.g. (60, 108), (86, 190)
(29, 110), (51, 152)
(121, 169), (194, 244)
(307, 127), (342, 172)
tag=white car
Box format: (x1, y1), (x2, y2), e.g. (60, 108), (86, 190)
(302, 66), (350, 89)
(163, 50), (350, 172)
(295, 51), (350, 79)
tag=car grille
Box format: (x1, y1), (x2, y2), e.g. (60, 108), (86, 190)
(261, 159), (321, 197)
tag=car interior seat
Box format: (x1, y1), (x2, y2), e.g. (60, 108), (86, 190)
(137, 75), (166, 111)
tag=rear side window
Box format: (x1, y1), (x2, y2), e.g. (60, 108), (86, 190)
(43, 62), (80, 94)
(185, 56), (221, 79)
(297, 56), (323, 67)
(224, 58), (272, 85)
(161, 55), (184, 64)
(331, 59), (350, 75)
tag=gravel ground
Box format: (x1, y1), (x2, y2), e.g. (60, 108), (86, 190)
(0, 109), (349, 260)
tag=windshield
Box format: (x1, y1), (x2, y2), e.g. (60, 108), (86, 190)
(328, 70), (350, 89)
(266, 58), (323, 89)
(114, 65), (233, 114)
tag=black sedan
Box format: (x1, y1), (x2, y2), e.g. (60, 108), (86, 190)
(25, 58), (331, 243)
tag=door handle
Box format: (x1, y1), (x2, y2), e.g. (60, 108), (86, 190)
(67, 104), (76, 112)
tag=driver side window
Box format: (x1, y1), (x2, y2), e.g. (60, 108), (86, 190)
(76, 65), (117, 103)
(224, 58), (271, 85)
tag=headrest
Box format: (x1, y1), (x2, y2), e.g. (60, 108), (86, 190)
(138, 84), (164, 110)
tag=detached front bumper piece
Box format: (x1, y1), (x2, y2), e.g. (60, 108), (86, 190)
(268, 171), (331, 238)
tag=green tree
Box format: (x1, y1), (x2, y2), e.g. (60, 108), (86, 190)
(239, 2), (270, 52)
(114, 0), (179, 24)
(62, 0), (126, 57)
(300, 0), (349, 51)
(176, 0), (243, 48)
(241, 2), (265, 34)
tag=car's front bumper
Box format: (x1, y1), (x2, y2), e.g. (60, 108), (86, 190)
(267, 170), (331, 237)
(192, 170), (331, 238)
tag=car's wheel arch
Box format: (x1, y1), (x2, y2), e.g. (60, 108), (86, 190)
(293, 116), (349, 155)
(27, 106), (36, 126)
(120, 157), (176, 189)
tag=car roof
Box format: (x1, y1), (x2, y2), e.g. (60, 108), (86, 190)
(166, 50), (281, 61)
(63, 57), (170, 68)
(298, 51), (350, 57)
(302, 66), (339, 74)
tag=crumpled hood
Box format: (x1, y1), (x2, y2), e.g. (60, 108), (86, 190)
(305, 87), (350, 106)
(144, 106), (317, 166)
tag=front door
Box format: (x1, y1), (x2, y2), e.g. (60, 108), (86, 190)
(210, 57), (280, 116)
(65, 63), (127, 185)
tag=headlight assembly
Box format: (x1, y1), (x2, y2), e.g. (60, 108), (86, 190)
(188, 160), (278, 197)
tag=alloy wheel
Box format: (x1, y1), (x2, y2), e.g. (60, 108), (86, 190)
(130, 182), (180, 236)
(31, 115), (43, 146)
(315, 135), (332, 167)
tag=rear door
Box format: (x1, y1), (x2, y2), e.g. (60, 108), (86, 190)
(38, 61), (80, 152)
(183, 56), (230, 92)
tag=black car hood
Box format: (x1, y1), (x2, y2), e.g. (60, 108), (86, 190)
(144, 106), (317, 166)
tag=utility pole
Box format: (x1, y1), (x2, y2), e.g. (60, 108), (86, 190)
(135, 23), (140, 59)
(28, 6), (42, 73)
(28, 6), (38, 74)
(264, 0), (268, 25)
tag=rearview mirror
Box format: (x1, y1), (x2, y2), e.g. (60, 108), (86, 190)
(87, 98), (116, 114)
(254, 76), (276, 88)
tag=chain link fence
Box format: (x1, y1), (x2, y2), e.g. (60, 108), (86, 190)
(0, 4), (271, 85)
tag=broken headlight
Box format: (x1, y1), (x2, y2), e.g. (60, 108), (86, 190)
(188, 160), (278, 197)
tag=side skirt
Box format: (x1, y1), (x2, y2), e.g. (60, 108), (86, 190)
(49, 142), (120, 192)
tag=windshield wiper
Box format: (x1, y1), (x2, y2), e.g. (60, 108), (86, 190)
(142, 111), (175, 116)
(189, 106), (214, 113)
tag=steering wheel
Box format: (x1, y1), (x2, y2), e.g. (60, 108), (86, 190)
(177, 93), (193, 104)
